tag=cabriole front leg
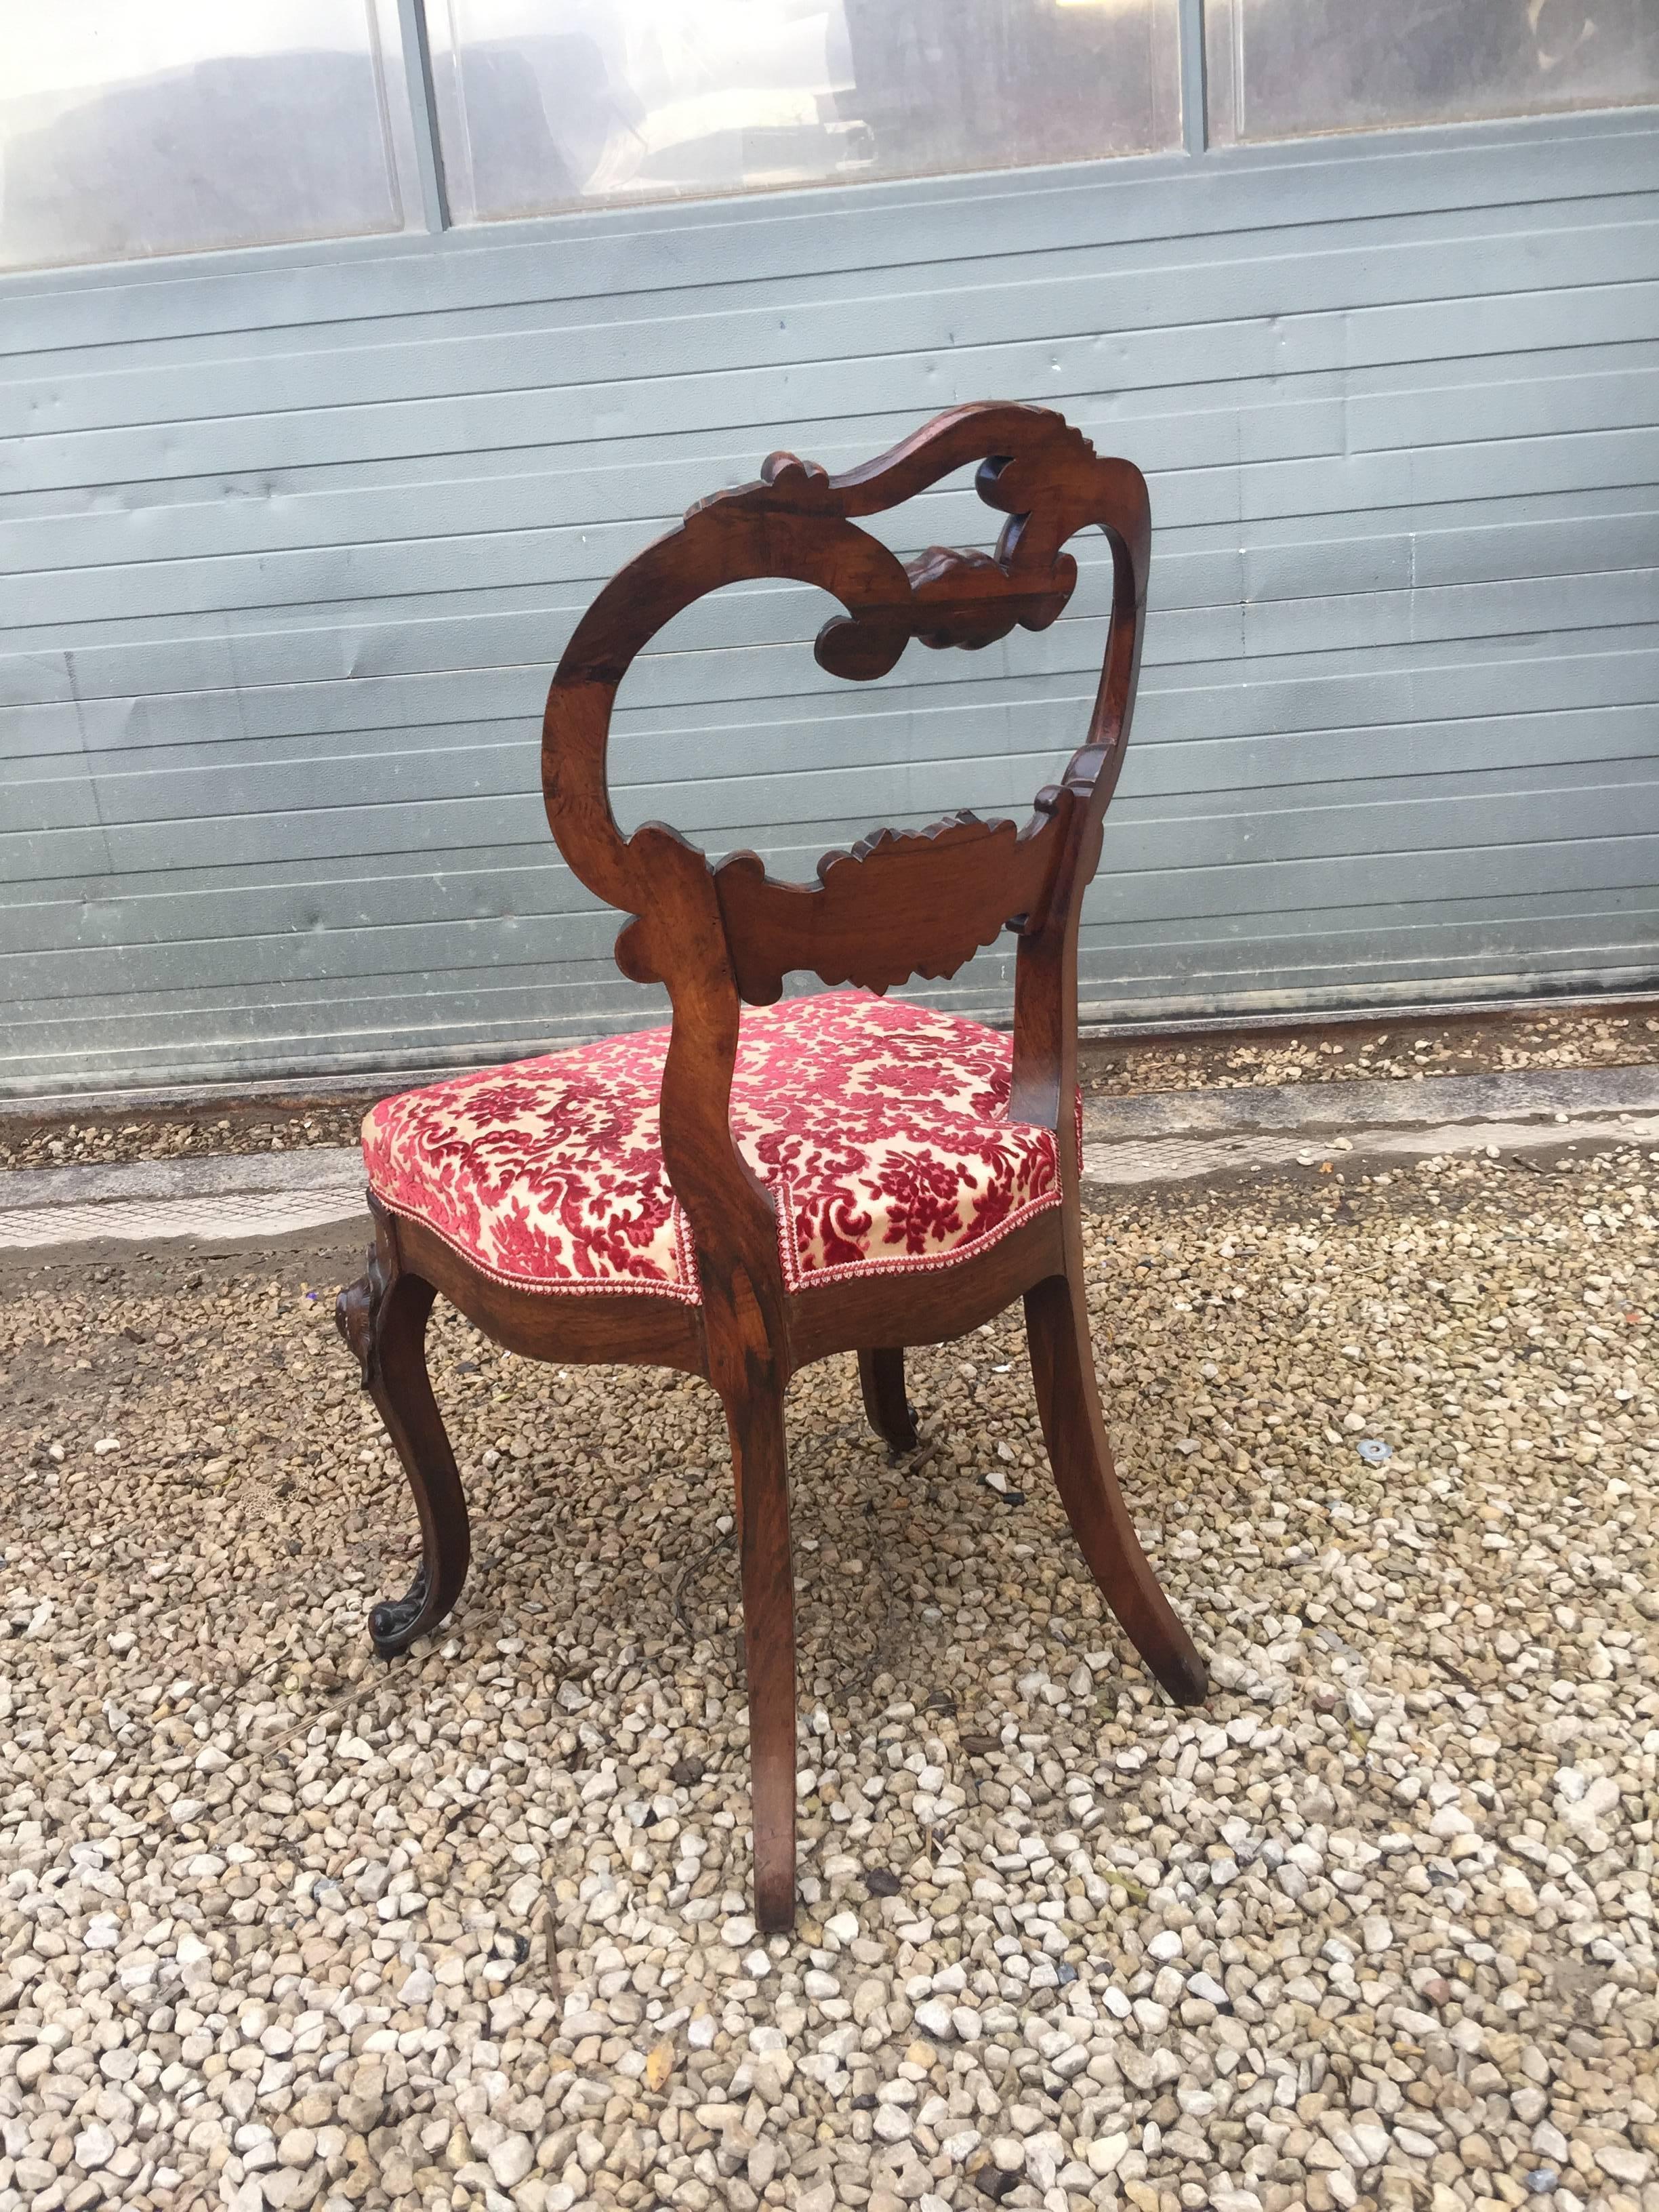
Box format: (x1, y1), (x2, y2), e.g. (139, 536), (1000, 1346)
(336, 1229), (471, 1657)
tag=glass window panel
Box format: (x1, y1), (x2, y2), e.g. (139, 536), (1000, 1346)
(426, 0), (1182, 224)
(0, 1), (406, 272)
(1206, 0), (1659, 145)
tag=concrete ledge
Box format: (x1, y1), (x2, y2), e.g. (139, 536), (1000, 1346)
(0, 1147), (365, 1215)
(3, 1063), (1659, 1246)
(0, 1186), (369, 1250)
(1084, 1111), (1659, 1189)
(1082, 1063), (1659, 1141)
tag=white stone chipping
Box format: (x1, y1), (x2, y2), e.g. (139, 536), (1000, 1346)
(0, 1126), (1654, 2212)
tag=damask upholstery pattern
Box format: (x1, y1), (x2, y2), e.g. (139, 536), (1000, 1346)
(363, 991), (1069, 1301)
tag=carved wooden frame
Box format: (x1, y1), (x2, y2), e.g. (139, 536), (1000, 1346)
(338, 401), (1206, 1933)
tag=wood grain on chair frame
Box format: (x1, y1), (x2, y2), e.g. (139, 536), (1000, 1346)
(337, 401), (1206, 1933)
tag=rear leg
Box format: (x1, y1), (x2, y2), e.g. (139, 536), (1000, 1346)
(1024, 1265), (1205, 1703)
(858, 1347), (918, 1454)
(722, 1378), (798, 1932)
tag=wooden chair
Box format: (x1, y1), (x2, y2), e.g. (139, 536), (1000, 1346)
(336, 401), (1206, 1931)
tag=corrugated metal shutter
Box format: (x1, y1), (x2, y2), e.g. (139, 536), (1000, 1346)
(3, 108), (1655, 1094)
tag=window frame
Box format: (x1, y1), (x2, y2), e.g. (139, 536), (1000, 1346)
(0, 0), (441, 276)
(1202, 0), (1659, 150)
(0, 0), (1653, 287)
(421, 0), (1188, 230)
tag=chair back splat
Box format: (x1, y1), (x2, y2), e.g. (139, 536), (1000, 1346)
(339, 403), (1204, 1938)
(541, 401), (1149, 1296)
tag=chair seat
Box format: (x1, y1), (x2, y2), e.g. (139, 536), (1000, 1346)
(364, 991), (1069, 1302)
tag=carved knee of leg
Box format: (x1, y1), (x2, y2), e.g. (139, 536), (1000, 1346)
(336, 1246), (388, 1387)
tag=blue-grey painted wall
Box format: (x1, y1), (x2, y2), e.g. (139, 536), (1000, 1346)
(2, 106), (1656, 1094)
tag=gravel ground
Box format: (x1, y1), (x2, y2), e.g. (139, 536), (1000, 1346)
(1086, 1011), (1659, 1101)
(1, 1150), (1656, 2212)
(3, 1006), (1656, 1172)
(0, 1111), (365, 1176)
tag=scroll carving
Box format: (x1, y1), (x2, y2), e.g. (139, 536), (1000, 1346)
(814, 542), (1077, 680)
(683, 449), (835, 523)
(542, 401), (1149, 1017)
(713, 798), (1073, 1006)
(336, 1243), (388, 1390)
(677, 417), (1096, 687)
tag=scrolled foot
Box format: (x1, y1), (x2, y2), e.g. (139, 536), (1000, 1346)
(369, 1562), (434, 1657)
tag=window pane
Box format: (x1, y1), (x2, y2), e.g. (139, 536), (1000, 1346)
(427, 0), (1182, 224)
(1206, 0), (1659, 144)
(0, 1), (405, 272)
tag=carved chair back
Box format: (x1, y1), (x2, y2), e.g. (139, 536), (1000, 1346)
(540, 402), (1150, 1329)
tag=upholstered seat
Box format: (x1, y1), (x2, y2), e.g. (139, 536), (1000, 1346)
(364, 991), (1067, 1301)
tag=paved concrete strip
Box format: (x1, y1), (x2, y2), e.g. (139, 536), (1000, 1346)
(0, 1147), (369, 1248)
(0, 1185), (369, 1250)
(1083, 1111), (1659, 1188)
(0, 1146), (365, 1214)
(1081, 1062), (1659, 1141)
(4, 1065), (1659, 1243)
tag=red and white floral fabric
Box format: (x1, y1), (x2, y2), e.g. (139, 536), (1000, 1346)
(363, 991), (1071, 1302)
